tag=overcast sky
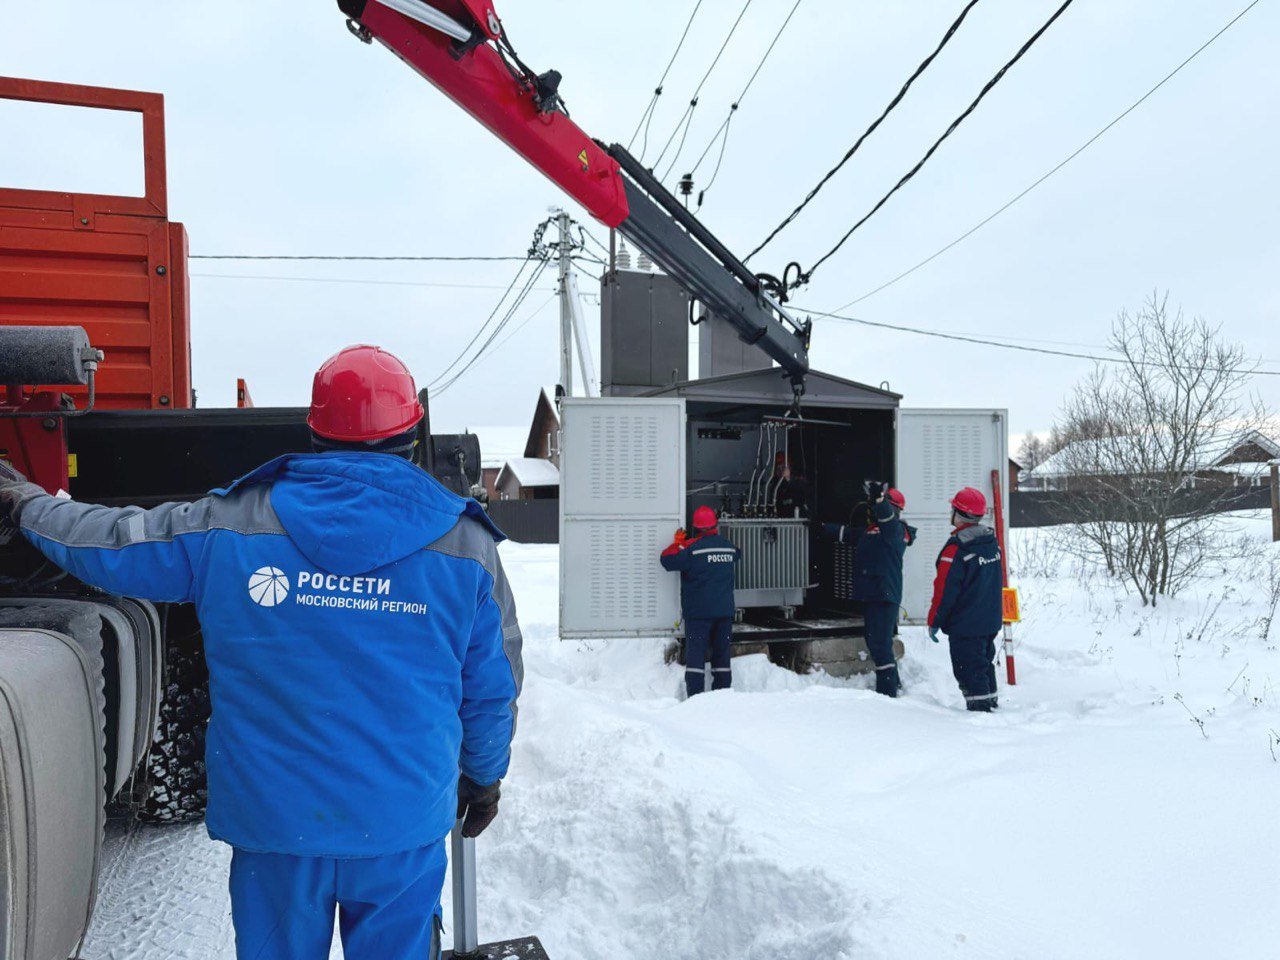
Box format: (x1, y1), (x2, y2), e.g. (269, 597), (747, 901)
(3, 0), (1276, 441)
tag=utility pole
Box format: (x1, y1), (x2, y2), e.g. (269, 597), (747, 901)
(555, 209), (574, 399)
(553, 207), (598, 398)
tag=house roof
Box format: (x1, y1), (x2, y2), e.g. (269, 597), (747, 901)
(1025, 430), (1280, 479)
(523, 386), (561, 457)
(497, 457), (561, 489)
(640, 367), (900, 410)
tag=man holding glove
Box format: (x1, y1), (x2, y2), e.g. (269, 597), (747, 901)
(0, 345), (523, 960)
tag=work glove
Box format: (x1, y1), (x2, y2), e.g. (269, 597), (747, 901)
(928, 626), (941, 644)
(0, 459), (28, 547)
(673, 528), (688, 546)
(457, 775), (501, 839)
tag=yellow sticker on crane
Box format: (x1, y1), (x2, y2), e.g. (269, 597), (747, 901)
(1002, 587), (1021, 624)
(578, 149), (589, 171)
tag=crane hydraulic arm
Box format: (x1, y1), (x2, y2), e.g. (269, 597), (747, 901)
(336, 0), (812, 392)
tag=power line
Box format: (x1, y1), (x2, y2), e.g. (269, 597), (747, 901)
(191, 254), (530, 262)
(432, 219), (555, 393)
(653, 0), (756, 178)
(835, 0), (1267, 310)
(688, 0), (805, 208)
(628, 0), (707, 161)
(426, 258), (537, 390)
(434, 259), (553, 396)
(490, 293), (559, 356)
(795, 0), (1077, 289)
(746, 0), (983, 261)
(802, 305), (1280, 376)
(191, 272), (555, 293)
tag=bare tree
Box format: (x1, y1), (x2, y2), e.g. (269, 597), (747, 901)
(1016, 432), (1048, 473)
(1051, 293), (1269, 605)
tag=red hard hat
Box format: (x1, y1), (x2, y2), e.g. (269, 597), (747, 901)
(950, 486), (987, 517)
(886, 488), (906, 510)
(692, 506), (718, 530)
(307, 345), (424, 442)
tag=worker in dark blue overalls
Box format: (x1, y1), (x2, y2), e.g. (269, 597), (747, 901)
(822, 485), (916, 696)
(660, 506), (741, 696)
(929, 487), (1004, 711)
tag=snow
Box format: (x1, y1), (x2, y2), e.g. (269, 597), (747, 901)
(84, 513), (1280, 959)
(1025, 429), (1279, 480)
(497, 456), (560, 488)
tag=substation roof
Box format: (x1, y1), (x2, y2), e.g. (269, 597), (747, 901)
(641, 368), (901, 411)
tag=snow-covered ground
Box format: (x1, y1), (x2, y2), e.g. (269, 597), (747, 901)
(85, 514), (1280, 959)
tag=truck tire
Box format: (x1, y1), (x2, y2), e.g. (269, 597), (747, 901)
(133, 605), (210, 824)
(0, 627), (106, 960)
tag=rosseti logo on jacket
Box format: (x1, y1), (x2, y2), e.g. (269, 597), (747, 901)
(247, 566), (291, 606)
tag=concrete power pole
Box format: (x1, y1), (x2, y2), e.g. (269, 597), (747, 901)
(555, 209), (574, 399)
(553, 208), (598, 399)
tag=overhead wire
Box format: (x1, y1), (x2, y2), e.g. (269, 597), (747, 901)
(425, 257), (537, 390)
(191, 273), (555, 293)
(792, 0), (1077, 289)
(629, 0), (707, 161)
(434, 258), (553, 396)
(801, 306), (1280, 377)
(191, 254), (531, 262)
(745, 0), (984, 261)
(687, 0), (805, 209)
(489, 293), (559, 356)
(834, 0), (1267, 309)
(652, 0), (756, 178)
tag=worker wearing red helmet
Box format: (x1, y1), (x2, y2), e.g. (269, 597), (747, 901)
(0, 345), (523, 960)
(821, 483), (916, 696)
(928, 486), (1004, 711)
(660, 506), (742, 696)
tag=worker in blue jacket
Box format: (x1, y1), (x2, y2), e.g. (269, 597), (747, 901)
(660, 506), (741, 696)
(928, 486), (1004, 711)
(0, 345), (523, 960)
(822, 485), (916, 696)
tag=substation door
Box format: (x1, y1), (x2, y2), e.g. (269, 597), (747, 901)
(559, 397), (686, 639)
(896, 408), (1009, 623)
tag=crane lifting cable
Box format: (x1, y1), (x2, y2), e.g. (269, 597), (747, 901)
(786, 0), (1077, 293)
(746, 0), (983, 263)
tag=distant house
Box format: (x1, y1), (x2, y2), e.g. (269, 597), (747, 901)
(466, 425), (529, 501)
(524, 386), (561, 466)
(1023, 430), (1280, 491)
(495, 457), (561, 501)
(1008, 457), (1022, 493)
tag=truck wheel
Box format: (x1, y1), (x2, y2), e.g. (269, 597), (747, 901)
(133, 606), (209, 824)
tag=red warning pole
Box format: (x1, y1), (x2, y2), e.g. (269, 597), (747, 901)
(991, 468), (1017, 685)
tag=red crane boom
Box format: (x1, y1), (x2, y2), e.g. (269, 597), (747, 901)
(337, 0), (812, 392)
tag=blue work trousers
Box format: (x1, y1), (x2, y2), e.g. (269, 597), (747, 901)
(685, 617), (733, 696)
(948, 633), (999, 711)
(229, 841), (446, 960)
(862, 601), (902, 697)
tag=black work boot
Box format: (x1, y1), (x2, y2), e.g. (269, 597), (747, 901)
(874, 663), (901, 697)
